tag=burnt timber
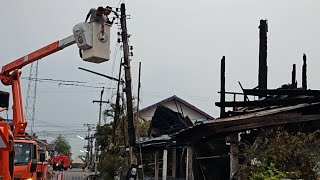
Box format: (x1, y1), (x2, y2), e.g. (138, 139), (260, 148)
(170, 19), (320, 180)
(138, 19), (320, 180)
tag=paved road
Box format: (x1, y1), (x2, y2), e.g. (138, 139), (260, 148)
(53, 168), (89, 180)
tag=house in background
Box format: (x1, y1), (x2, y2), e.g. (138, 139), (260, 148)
(138, 96), (214, 179)
(139, 95), (214, 124)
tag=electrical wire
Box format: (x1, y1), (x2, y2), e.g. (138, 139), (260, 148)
(33, 119), (65, 128)
(21, 77), (107, 85)
(105, 41), (121, 111)
(58, 83), (114, 89)
(21, 77), (115, 89)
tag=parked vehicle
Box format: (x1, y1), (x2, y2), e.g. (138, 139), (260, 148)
(52, 154), (71, 171)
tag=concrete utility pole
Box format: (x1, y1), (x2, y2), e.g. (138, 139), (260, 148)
(120, 3), (137, 169)
(120, 3), (136, 147)
(93, 88), (107, 126)
(84, 123), (95, 171)
(92, 88), (109, 175)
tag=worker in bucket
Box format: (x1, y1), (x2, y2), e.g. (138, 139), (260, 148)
(85, 6), (106, 36)
(104, 6), (118, 25)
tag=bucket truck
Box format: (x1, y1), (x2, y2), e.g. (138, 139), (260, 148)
(0, 95), (13, 180)
(0, 22), (111, 180)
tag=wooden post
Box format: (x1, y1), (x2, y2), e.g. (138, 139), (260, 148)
(162, 149), (168, 180)
(186, 146), (193, 180)
(154, 151), (160, 180)
(292, 64), (296, 88)
(220, 56), (226, 118)
(230, 86), (239, 179)
(229, 133), (239, 179)
(302, 54), (307, 90)
(172, 148), (177, 178)
(258, 19), (268, 93)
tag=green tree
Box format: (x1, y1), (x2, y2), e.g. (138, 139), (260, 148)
(241, 127), (320, 179)
(52, 135), (72, 158)
(95, 123), (113, 151)
(96, 97), (149, 178)
(97, 155), (127, 180)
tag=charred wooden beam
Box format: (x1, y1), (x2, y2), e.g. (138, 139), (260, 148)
(243, 89), (320, 96)
(220, 56), (226, 118)
(196, 154), (229, 160)
(215, 96), (320, 107)
(302, 54), (307, 90)
(258, 19), (268, 92)
(215, 113), (320, 133)
(292, 64), (297, 88)
(238, 81), (249, 101)
(218, 91), (245, 95)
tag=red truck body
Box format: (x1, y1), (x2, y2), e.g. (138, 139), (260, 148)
(52, 154), (71, 171)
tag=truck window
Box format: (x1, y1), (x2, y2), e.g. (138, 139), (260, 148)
(14, 143), (32, 165)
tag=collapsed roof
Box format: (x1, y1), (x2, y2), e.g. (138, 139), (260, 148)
(148, 105), (193, 137)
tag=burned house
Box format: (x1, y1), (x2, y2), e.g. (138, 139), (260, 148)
(171, 19), (320, 179)
(139, 19), (320, 180)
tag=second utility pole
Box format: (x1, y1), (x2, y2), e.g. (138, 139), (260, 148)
(92, 88), (108, 175)
(93, 88), (106, 126)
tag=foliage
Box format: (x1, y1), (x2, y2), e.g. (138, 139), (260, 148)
(97, 96), (149, 178)
(244, 162), (286, 180)
(99, 97), (149, 150)
(95, 123), (113, 151)
(52, 135), (72, 158)
(240, 127), (320, 179)
(136, 117), (150, 137)
(97, 154), (128, 180)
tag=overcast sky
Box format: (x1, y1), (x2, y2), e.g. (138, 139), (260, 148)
(1, 0), (320, 158)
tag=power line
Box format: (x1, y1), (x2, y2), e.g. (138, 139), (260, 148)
(21, 77), (116, 89)
(33, 119), (65, 128)
(21, 77), (108, 85)
(58, 83), (114, 89)
(32, 119), (90, 129)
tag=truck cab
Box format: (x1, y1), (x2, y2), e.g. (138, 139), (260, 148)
(13, 139), (38, 180)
